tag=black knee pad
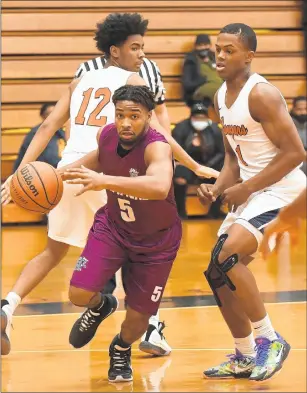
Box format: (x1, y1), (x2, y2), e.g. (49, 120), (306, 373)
(204, 234), (238, 306)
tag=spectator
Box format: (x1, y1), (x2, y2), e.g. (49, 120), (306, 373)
(182, 34), (223, 108)
(13, 103), (66, 172)
(172, 102), (225, 219)
(290, 96), (307, 174)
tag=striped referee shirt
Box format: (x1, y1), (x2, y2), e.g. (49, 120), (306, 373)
(74, 57), (166, 105)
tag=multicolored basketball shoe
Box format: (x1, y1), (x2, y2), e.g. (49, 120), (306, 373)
(203, 349), (255, 379)
(249, 332), (291, 381)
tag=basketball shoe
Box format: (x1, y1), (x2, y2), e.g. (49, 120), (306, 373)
(249, 332), (291, 381)
(69, 294), (118, 348)
(139, 321), (171, 356)
(108, 335), (133, 382)
(203, 349), (255, 379)
(1, 299), (12, 355)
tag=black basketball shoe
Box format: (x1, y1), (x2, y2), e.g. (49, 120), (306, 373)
(69, 294), (118, 348)
(108, 336), (133, 382)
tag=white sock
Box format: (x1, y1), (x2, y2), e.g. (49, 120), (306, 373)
(149, 310), (160, 328)
(252, 314), (278, 341)
(5, 292), (21, 315)
(234, 332), (256, 357)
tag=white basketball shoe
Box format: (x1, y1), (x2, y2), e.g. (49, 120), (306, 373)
(139, 317), (171, 356)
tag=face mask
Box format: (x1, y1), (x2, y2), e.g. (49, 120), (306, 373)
(291, 112), (307, 124)
(191, 120), (211, 131)
(197, 49), (210, 58)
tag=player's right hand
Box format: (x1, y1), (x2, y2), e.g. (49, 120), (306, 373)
(197, 184), (219, 205)
(259, 215), (301, 259)
(1, 175), (13, 205)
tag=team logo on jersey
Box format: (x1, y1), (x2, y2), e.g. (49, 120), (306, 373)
(129, 168), (139, 177)
(220, 116), (248, 136)
(75, 256), (88, 271)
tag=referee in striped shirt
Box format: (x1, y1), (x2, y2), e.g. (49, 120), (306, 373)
(74, 56), (171, 130)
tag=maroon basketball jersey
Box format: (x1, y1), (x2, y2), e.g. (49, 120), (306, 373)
(96, 123), (179, 241)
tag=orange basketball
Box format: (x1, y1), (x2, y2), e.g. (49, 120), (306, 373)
(10, 162), (63, 214)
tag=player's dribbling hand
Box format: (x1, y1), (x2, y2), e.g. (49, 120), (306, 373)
(194, 165), (219, 179)
(259, 215), (301, 259)
(1, 175), (13, 205)
(197, 184), (219, 205)
(221, 182), (252, 212)
(64, 166), (105, 196)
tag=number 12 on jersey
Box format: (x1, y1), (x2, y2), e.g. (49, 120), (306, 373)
(75, 87), (111, 127)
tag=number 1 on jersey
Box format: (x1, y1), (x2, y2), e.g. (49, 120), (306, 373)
(75, 87), (111, 127)
(235, 145), (248, 166)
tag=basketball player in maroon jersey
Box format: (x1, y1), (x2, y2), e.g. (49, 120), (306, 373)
(63, 84), (182, 382)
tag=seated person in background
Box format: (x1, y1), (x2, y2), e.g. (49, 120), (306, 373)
(13, 103), (66, 172)
(172, 102), (225, 219)
(290, 96), (306, 174)
(182, 34), (223, 109)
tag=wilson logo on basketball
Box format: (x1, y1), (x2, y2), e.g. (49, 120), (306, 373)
(21, 166), (39, 197)
(220, 116), (248, 136)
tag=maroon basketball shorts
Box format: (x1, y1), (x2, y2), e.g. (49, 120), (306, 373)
(70, 212), (182, 315)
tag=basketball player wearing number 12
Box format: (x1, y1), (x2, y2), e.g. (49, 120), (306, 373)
(197, 24), (306, 381)
(1, 13), (217, 357)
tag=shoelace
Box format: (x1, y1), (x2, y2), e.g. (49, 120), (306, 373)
(227, 353), (243, 363)
(158, 321), (166, 339)
(79, 309), (99, 332)
(254, 341), (271, 367)
(111, 347), (131, 371)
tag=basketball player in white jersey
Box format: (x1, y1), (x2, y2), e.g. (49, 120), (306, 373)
(197, 23), (306, 381)
(1, 13), (217, 356)
(75, 51), (170, 130)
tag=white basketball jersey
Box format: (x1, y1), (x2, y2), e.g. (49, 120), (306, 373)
(217, 73), (301, 183)
(63, 66), (133, 156)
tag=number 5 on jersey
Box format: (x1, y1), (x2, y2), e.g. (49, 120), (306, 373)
(75, 87), (111, 127)
(118, 198), (136, 222)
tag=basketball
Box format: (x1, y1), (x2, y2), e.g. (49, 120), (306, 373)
(10, 162), (63, 214)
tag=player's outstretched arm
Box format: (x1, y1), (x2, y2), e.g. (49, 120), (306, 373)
(18, 80), (79, 170)
(243, 83), (306, 194)
(0, 79), (80, 205)
(260, 187), (306, 259)
(64, 141), (173, 200)
(127, 73), (219, 179)
(154, 103), (171, 131)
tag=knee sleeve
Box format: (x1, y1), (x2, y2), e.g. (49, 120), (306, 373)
(204, 234), (239, 306)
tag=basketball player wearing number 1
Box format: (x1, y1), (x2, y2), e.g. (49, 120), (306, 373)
(197, 23), (306, 381)
(1, 13), (217, 356)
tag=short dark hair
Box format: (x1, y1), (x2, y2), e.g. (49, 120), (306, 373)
(293, 96), (307, 107)
(94, 13), (148, 56)
(219, 23), (257, 52)
(40, 102), (56, 117)
(112, 85), (156, 112)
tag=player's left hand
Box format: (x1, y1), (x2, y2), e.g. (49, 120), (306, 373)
(259, 215), (301, 259)
(64, 166), (105, 196)
(194, 165), (219, 179)
(221, 182), (252, 212)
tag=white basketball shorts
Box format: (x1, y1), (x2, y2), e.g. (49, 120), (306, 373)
(218, 169), (306, 249)
(48, 153), (107, 248)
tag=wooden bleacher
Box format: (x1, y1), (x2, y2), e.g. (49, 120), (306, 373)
(1, 0), (305, 222)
